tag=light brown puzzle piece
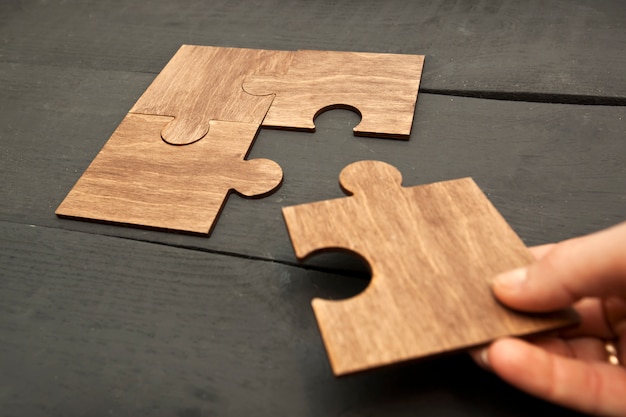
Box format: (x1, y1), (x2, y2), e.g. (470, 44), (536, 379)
(56, 113), (282, 234)
(243, 50), (424, 138)
(131, 45), (294, 145)
(282, 160), (578, 376)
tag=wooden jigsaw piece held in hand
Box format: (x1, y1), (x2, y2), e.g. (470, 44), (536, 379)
(282, 161), (578, 375)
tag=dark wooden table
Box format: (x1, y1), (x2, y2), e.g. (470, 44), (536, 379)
(1, 1), (624, 416)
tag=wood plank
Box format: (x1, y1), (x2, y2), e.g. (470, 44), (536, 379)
(283, 162), (577, 375)
(1, 0), (625, 99)
(0, 63), (624, 269)
(0, 221), (585, 416)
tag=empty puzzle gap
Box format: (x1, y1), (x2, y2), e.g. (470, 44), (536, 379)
(313, 104), (363, 128)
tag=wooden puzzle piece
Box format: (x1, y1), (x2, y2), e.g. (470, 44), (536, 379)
(56, 113), (282, 234)
(282, 161), (578, 376)
(131, 45), (294, 145)
(243, 50), (424, 138)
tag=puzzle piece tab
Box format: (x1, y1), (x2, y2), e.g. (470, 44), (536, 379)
(56, 113), (282, 234)
(131, 45), (294, 145)
(243, 50), (424, 138)
(282, 161), (578, 375)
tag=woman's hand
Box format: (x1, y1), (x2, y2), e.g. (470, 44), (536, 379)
(474, 221), (626, 416)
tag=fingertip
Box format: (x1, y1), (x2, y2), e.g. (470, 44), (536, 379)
(473, 338), (529, 374)
(493, 262), (582, 312)
(492, 268), (528, 292)
(469, 346), (492, 371)
(488, 338), (548, 388)
(489, 337), (532, 365)
(491, 268), (533, 310)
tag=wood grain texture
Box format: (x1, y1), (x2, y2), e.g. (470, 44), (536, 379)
(243, 50), (424, 138)
(283, 161), (579, 375)
(130, 45), (292, 145)
(55, 113), (282, 234)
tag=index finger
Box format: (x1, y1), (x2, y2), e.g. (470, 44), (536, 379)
(493, 222), (626, 312)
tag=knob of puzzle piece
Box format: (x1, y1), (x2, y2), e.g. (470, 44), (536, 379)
(339, 160), (403, 196)
(161, 116), (209, 145)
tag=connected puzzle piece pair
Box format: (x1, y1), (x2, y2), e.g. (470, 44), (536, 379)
(56, 45), (424, 234)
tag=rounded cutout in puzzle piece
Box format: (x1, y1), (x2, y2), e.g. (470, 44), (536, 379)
(243, 50), (424, 139)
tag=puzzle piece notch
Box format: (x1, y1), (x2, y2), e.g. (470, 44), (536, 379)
(130, 45), (294, 145)
(56, 113), (283, 234)
(282, 160), (578, 375)
(243, 50), (425, 139)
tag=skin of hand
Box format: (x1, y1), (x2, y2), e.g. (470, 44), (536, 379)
(473, 221), (626, 417)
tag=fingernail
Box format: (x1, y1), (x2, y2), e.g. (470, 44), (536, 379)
(479, 348), (491, 369)
(493, 267), (528, 290)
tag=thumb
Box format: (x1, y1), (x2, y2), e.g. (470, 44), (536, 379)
(493, 222), (626, 312)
